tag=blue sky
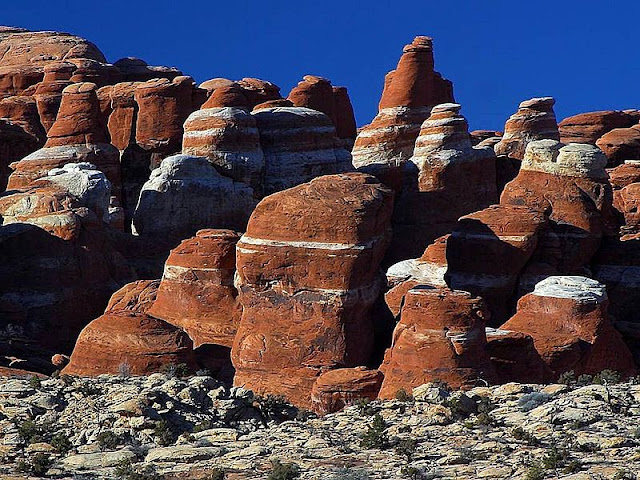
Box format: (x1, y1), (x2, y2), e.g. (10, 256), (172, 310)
(3, 0), (639, 130)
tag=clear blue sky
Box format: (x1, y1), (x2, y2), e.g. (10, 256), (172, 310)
(3, 0), (639, 131)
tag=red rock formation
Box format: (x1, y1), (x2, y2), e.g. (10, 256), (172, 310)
(231, 173), (394, 408)
(332, 86), (357, 140)
(251, 106), (352, 195)
(559, 110), (639, 145)
(596, 125), (640, 165)
(7, 83), (121, 192)
(352, 36), (454, 186)
(134, 76), (195, 165)
(445, 205), (546, 324)
(500, 140), (613, 292)
(0, 120), (40, 191)
(287, 75), (336, 123)
(0, 178), (135, 356)
(0, 29), (105, 97)
(499, 276), (636, 378)
(494, 97), (559, 161)
(0, 96), (46, 143)
(378, 286), (496, 398)
(310, 367), (384, 415)
(389, 103), (497, 262)
(485, 328), (552, 384)
(113, 57), (182, 82)
(148, 229), (241, 347)
(201, 85), (249, 109)
(182, 107), (264, 195)
(235, 78), (281, 108)
(62, 280), (197, 376)
(470, 130), (502, 145)
(33, 62), (75, 132)
(67, 58), (122, 87)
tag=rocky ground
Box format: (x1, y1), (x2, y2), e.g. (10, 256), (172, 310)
(1, 373), (639, 479)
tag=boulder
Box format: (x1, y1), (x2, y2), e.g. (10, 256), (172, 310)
(235, 78), (281, 108)
(499, 276), (636, 378)
(310, 367), (384, 415)
(201, 84), (249, 109)
(388, 103), (497, 262)
(378, 286), (496, 398)
(352, 36), (454, 187)
(287, 75), (336, 124)
(332, 86), (357, 140)
(494, 97), (559, 161)
(132, 155), (255, 246)
(62, 280), (196, 376)
(485, 328), (552, 384)
(148, 229), (241, 347)
(231, 173), (394, 408)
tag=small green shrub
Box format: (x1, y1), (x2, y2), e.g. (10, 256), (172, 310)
(15, 453), (52, 475)
(28, 375), (42, 389)
(153, 420), (174, 446)
(208, 468), (225, 480)
(255, 394), (298, 423)
(15, 418), (47, 444)
(360, 414), (388, 449)
(267, 459), (300, 480)
(97, 430), (120, 450)
(542, 445), (569, 469)
(518, 392), (551, 412)
(593, 369), (621, 384)
(557, 371), (575, 385)
(400, 466), (423, 479)
(192, 420), (214, 433)
(355, 397), (375, 416)
(395, 438), (417, 461)
(524, 463), (545, 480)
(512, 427), (538, 445)
(114, 459), (161, 480)
(51, 432), (72, 454)
(161, 363), (190, 378)
(395, 388), (414, 403)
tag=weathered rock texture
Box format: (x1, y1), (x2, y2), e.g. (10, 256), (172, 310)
(352, 36), (454, 187)
(445, 204), (546, 324)
(132, 155), (255, 246)
(148, 229), (241, 347)
(232, 173), (394, 408)
(559, 110), (639, 145)
(596, 125), (640, 166)
(310, 367), (384, 415)
(63, 280), (196, 376)
(494, 97), (559, 161)
(182, 107), (264, 195)
(7, 82), (121, 192)
(500, 140), (612, 293)
(378, 286), (495, 398)
(389, 103), (497, 262)
(251, 106), (352, 195)
(500, 276), (636, 378)
(485, 328), (552, 384)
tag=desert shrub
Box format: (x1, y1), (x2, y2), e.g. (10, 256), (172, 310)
(593, 369), (621, 385)
(118, 362), (132, 379)
(542, 445), (569, 469)
(97, 430), (120, 450)
(208, 468), (225, 480)
(255, 394), (298, 423)
(557, 371), (575, 385)
(28, 375), (42, 389)
(15, 418), (49, 444)
(161, 363), (190, 378)
(524, 463), (545, 480)
(355, 397), (375, 416)
(512, 427), (538, 445)
(51, 432), (73, 454)
(360, 414), (388, 449)
(192, 420), (214, 433)
(267, 459), (300, 480)
(327, 467), (371, 479)
(114, 459), (161, 480)
(153, 420), (174, 446)
(15, 453), (52, 475)
(396, 438), (417, 461)
(395, 388), (414, 403)
(518, 392), (551, 412)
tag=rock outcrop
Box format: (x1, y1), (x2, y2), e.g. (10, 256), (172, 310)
(352, 36), (454, 187)
(310, 367), (384, 415)
(148, 229), (241, 347)
(500, 276), (636, 378)
(559, 110), (639, 145)
(445, 204), (546, 324)
(378, 286), (496, 398)
(596, 125), (640, 165)
(251, 106), (352, 195)
(500, 140), (612, 293)
(7, 82), (121, 192)
(132, 155), (255, 246)
(389, 103), (497, 262)
(62, 280), (196, 376)
(182, 107), (264, 195)
(231, 173), (394, 408)
(485, 328), (552, 384)
(494, 97), (559, 161)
